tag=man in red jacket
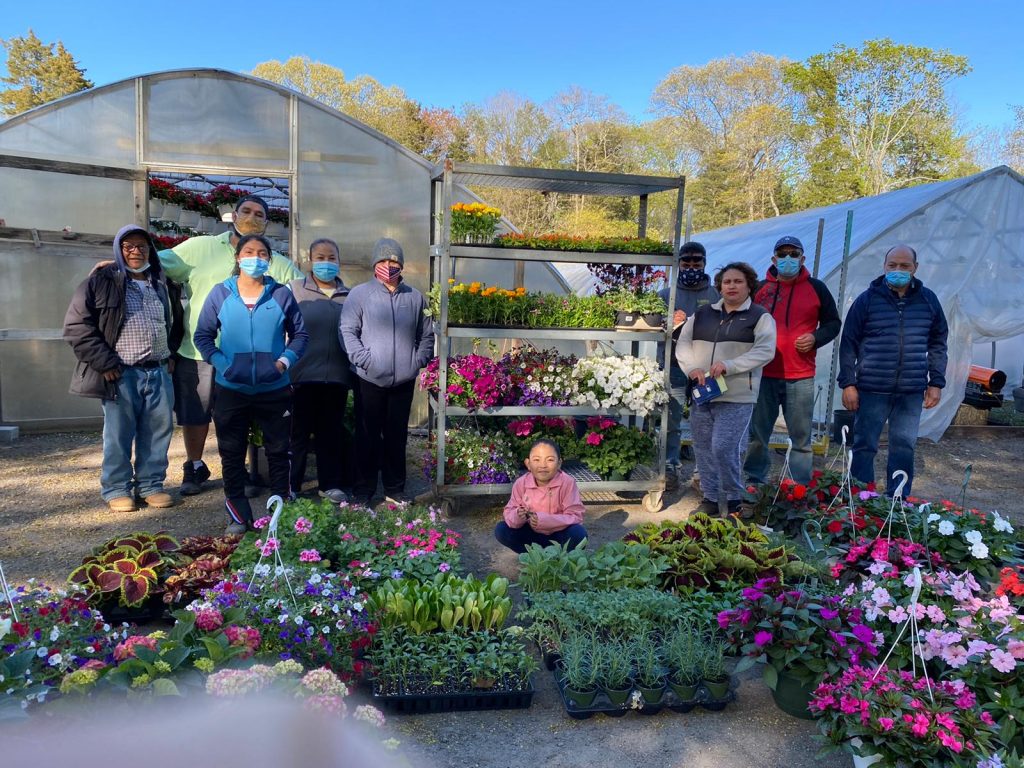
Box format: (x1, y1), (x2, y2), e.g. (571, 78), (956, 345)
(743, 236), (840, 486)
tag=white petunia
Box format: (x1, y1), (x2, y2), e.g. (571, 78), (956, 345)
(937, 520), (955, 536)
(993, 512), (1014, 534)
(927, 513), (940, 523)
(970, 541), (990, 559)
(964, 530), (983, 545)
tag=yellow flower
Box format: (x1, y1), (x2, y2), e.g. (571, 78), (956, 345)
(448, 278), (456, 284)
(193, 658), (215, 673)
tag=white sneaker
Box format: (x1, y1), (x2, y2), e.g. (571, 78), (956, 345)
(319, 488), (348, 504)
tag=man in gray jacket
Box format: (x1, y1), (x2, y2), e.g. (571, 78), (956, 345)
(657, 242), (719, 491)
(340, 238), (434, 506)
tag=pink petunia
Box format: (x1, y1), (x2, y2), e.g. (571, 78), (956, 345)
(990, 649), (1016, 673)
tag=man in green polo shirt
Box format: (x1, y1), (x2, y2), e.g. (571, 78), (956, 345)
(159, 194), (302, 496)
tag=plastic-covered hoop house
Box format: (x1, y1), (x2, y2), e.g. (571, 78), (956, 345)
(0, 68), (568, 430)
(692, 166), (1024, 440)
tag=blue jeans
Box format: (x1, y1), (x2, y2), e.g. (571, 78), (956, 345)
(100, 365), (175, 501)
(665, 364), (689, 466)
(690, 401), (753, 503)
(744, 377), (815, 485)
(494, 521), (589, 554)
(851, 391), (924, 496)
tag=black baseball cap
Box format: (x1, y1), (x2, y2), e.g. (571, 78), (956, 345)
(678, 241), (706, 260)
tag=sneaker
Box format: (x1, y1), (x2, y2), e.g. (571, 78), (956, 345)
(319, 488), (348, 504)
(180, 460), (211, 496)
(107, 496), (136, 512)
(224, 521), (248, 536)
(695, 498), (718, 515)
(664, 465), (679, 493)
(141, 491), (174, 509)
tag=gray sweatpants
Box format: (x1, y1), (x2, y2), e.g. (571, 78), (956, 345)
(690, 401), (754, 503)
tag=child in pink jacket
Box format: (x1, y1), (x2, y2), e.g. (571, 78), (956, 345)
(494, 439), (588, 554)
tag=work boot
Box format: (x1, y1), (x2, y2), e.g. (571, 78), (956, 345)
(180, 460), (211, 496)
(665, 465), (679, 493)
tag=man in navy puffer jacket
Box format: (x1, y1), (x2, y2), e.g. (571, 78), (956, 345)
(837, 245), (948, 496)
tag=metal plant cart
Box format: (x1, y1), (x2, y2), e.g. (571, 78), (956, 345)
(428, 160), (685, 514)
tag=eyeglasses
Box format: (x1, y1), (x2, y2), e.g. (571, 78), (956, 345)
(121, 243), (150, 254)
(774, 250), (801, 258)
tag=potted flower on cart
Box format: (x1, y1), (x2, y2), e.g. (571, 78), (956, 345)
(605, 287), (667, 331)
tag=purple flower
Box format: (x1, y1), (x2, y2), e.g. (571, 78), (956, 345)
(820, 607), (840, 620)
(754, 630), (773, 647)
(716, 610), (732, 630)
(851, 624), (874, 644)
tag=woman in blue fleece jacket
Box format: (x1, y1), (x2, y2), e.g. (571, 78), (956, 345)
(194, 234), (308, 532)
(339, 238), (433, 506)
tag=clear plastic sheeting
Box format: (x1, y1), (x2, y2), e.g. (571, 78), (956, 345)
(0, 167), (135, 233)
(0, 82), (136, 166)
(682, 166), (1024, 441)
(144, 74), (290, 170)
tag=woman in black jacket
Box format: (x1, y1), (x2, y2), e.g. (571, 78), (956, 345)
(287, 238), (353, 502)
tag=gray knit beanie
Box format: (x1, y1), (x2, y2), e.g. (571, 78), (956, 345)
(371, 238), (404, 266)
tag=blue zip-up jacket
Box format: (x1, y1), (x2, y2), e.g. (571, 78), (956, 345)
(339, 279), (434, 387)
(194, 275), (309, 394)
(837, 275), (948, 395)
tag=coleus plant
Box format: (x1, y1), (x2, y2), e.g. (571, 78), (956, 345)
(67, 532), (180, 607)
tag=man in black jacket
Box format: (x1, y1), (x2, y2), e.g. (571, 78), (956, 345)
(837, 245), (948, 496)
(64, 225), (177, 512)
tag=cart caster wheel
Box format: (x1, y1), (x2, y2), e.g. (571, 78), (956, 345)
(642, 491), (664, 513)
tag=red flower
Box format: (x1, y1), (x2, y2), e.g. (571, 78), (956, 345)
(826, 520), (843, 534)
(792, 484), (807, 500)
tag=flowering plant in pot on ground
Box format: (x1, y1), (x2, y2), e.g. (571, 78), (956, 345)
(1, 582), (128, 715)
(919, 501), (1017, 583)
(811, 664), (998, 767)
(200, 567), (374, 680)
(423, 428), (519, 485)
(830, 535), (944, 584)
(576, 416), (655, 480)
(717, 576), (879, 695)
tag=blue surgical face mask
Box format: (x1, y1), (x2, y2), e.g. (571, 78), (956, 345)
(239, 256), (269, 278)
(125, 263), (151, 275)
(311, 262), (340, 282)
(679, 267), (704, 287)
(775, 257), (801, 278)
(885, 270), (912, 289)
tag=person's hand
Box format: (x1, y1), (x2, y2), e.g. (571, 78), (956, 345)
(689, 368), (706, 386)
(924, 386), (941, 409)
(167, 357), (176, 375)
(673, 309), (687, 326)
(91, 260), (114, 274)
(708, 361), (727, 379)
(102, 369), (121, 382)
(526, 510), (539, 529)
(842, 385), (859, 411)
(275, 361), (286, 374)
(516, 505), (530, 523)
(794, 333), (816, 353)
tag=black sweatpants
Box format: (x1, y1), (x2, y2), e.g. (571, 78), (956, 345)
(353, 378), (415, 499)
(290, 382), (352, 493)
(213, 385), (293, 523)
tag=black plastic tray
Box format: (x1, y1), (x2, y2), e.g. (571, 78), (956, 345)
(372, 678), (535, 714)
(554, 669), (735, 719)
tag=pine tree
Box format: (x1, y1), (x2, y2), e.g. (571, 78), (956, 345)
(1, 30), (93, 116)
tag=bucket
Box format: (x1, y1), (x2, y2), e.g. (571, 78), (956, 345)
(832, 410), (855, 445)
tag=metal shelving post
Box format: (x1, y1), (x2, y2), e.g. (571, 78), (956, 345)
(428, 161), (685, 513)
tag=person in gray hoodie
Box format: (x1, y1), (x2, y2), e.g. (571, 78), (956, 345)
(289, 238), (352, 503)
(339, 238), (434, 505)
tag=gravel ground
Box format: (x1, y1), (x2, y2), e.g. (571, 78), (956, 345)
(1, 427), (1022, 768)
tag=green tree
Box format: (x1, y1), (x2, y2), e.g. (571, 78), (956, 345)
(785, 39), (972, 205)
(1004, 106), (1024, 174)
(1, 30), (92, 116)
(251, 56), (426, 150)
(650, 53), (797, 228)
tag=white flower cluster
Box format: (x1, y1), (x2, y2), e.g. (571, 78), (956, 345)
(569, 355), (668, 416)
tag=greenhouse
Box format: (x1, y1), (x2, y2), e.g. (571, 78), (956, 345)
(559, 165), (1024, 440)
(0, 68), (568, 430)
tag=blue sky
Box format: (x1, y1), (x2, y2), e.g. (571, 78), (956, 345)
(2, 0), (1021, 131)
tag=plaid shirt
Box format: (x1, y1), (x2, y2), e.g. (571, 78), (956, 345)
(114, 279), (170, 365)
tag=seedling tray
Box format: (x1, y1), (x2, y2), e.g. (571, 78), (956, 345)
(372, 678), (535, 715)
(554, 670), (736, 719)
